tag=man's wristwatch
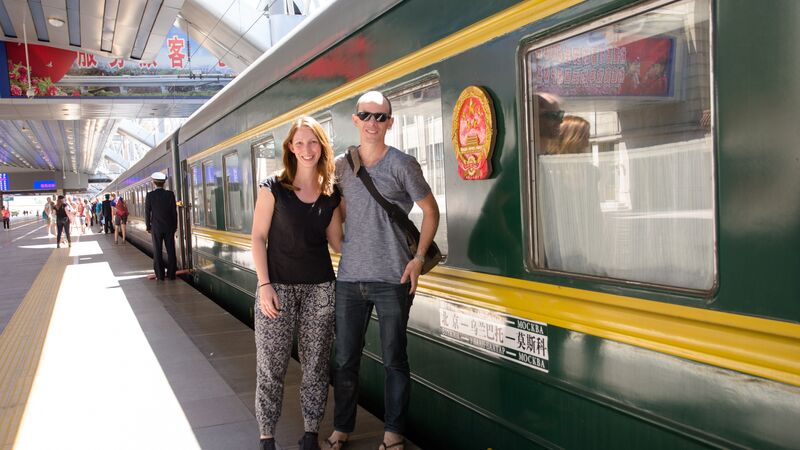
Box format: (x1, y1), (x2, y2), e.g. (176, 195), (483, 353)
(413, 254), (425, 263)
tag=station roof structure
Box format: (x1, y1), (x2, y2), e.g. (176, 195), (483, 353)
(0, 0), (331, 193)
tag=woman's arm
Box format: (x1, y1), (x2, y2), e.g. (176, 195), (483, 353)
(251, 186), (281, 318)
(326, 202), (344, 254)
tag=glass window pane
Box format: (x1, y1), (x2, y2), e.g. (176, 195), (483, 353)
(224, 152), (244, 230)
(203, 161), (217, 227)
(318, 115), (335, 148)
(385, 81), (448, 255)
(525, 0), (714, 290)
(252, 136), (280, 186)
(190, 164), (203, 225)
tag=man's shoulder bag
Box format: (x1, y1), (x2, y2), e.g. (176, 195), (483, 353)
(346, 146), (443, 275)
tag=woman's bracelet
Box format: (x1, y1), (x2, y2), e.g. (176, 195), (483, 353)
(258, 282), (271, 288)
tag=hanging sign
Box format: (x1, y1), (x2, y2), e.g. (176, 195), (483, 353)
(451, 85), (496, 180)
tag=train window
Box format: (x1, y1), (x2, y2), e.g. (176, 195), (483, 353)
(190, 163), (204, 225)
(223, 152), (244, 230)
(522, 0), (714, 291)
(252, 135), (280, 191)
(202, 161), (218, 227)
(385, 79), (448, 255)
(139, 187), (143, 218)
(316, 113), (335, 147)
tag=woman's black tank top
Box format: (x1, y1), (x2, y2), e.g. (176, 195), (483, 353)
(55, 204), (69, 220)
(260, 176), (340, 284)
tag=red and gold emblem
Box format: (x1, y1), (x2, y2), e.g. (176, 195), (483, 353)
(451, 85), (496, 180)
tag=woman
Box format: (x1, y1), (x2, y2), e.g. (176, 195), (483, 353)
(557, 115), (591, 154)
(114, 196), (129, 244)
(2, 206), (10, 229)
(251, 116), (342, 450)
(66, 195), (78, 234)
(54, 195), (71, 248)
(76, 197), (87, 235)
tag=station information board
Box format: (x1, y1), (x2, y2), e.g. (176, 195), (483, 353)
(0, 173), (8, 191)
(33, 180), (57, 190)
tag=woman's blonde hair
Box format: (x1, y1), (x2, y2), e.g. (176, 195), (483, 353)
(278, 116), (335, 196)
(556, 115), (591, 155)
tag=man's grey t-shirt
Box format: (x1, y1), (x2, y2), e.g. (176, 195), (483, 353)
(335, 146), (431, 283)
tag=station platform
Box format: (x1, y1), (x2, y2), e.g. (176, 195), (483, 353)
(0, 218), (419, 450)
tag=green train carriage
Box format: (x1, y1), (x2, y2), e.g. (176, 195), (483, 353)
(110, 0), (800, 448)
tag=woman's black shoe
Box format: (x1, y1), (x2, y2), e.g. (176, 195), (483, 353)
(299, 432), (321, 450)
(260, 437), (276, 450)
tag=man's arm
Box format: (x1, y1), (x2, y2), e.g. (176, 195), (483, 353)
(170, 191), (178, 232)
(400, 192), (439, 294)
(144, 194), (152, 232)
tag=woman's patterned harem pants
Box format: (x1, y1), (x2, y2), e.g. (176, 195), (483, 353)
(254, 281), (335, 436)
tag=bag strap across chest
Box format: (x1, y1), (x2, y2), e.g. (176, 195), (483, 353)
(346, 147), (417, 232)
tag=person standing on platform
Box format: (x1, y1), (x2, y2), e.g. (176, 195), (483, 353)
(327, 91), (439, 450)
(44, 196), (56, 237)
(95, 199), (103, 230)
(145, 172), (178, 280)
(84, 199), (94, 228)
(2, 206), (10, 229)
(101, 194), (114, 234)
(114, 196), (129, 244)
(54, 195), (71, 248)
(251, 116), (343, 450)
(110, 193), (118, 230)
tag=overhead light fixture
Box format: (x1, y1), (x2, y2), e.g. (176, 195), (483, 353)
(101, 0), (120, 52)
(48, 17), (65, 27)
(130, 0), (163, 60)
(67, 0), (81, 46)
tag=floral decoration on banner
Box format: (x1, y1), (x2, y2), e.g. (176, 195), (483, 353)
(7, 62), (79, 97)
(451, 85), (496, 180)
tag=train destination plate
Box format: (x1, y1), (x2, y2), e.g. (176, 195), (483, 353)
(439, 300), (549, 373)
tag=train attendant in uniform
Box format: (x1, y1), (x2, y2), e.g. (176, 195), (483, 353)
(145, 172), (178, 280)
(2, 206), (9, 229)
(328, 91), (439, 450)
(251, 116), (343, 450)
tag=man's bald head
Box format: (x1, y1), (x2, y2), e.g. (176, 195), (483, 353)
(356, 91), (392, 115)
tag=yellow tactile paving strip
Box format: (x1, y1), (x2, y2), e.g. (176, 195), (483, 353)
(0, 249), (69, 450)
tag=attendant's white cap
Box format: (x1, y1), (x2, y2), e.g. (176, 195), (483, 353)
(151, 172), (167, 181)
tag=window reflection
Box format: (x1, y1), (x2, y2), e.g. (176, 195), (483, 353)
(526, 0), (714, 290)
(224, 152), (244, 230)
(202, 161), (217, 227)
(252, 136), (280, 187)
(190, 164), (203, 225)
(385, 80), (448, 254)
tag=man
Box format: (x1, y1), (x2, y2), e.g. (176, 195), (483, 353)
(327, 91), (439, 450)
(95, 198), (103, 230)
(536, 92), (563, 154)
(145, 172), (178, 280)
(101, 194), (114, 234)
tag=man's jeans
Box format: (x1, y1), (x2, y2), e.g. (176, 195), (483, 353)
(333, 281), (413, 435)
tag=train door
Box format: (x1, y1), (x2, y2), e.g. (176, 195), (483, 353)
(180, 159), (194, 270)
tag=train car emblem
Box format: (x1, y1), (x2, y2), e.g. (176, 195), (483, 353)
(451, 85), (496, 180)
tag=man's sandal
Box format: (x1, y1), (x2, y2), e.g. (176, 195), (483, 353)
(326, 437), (348, 450)
(379, 439), (405, 450)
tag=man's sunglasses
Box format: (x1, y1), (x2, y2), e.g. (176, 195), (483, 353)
(541, 110), (565, 121)
(356, 111), (391, 122)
